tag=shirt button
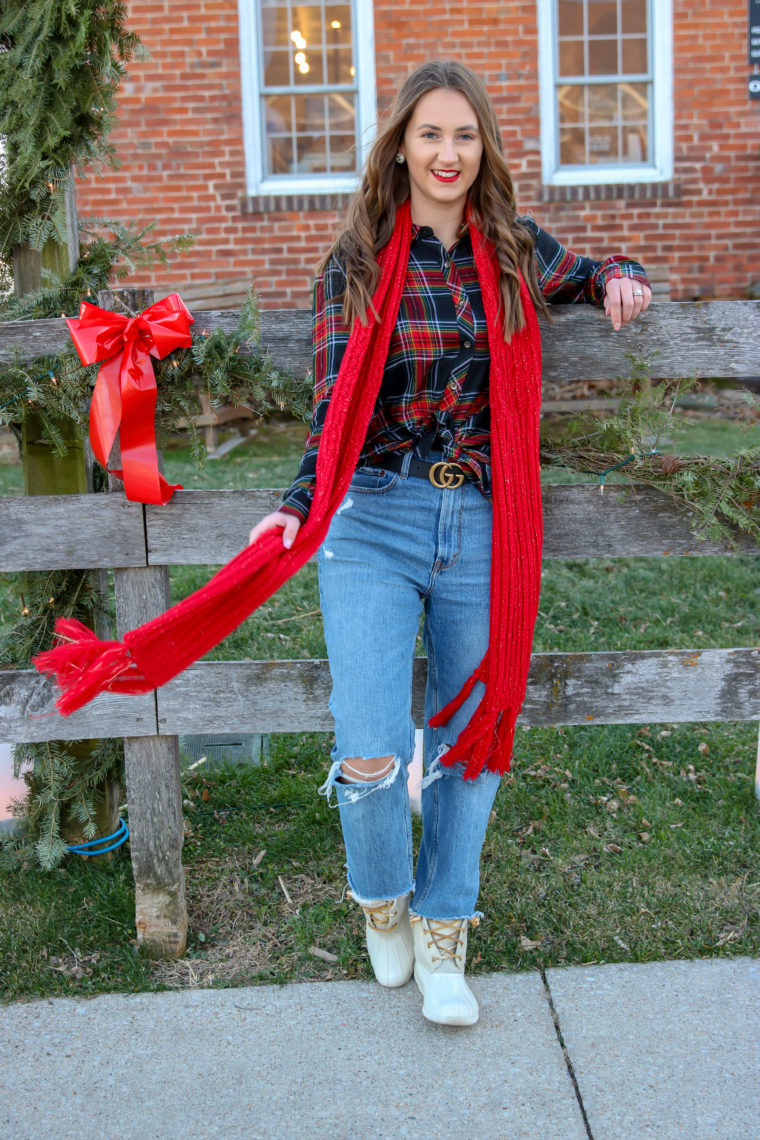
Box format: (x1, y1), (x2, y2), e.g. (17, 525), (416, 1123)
(463, 339), (472, 349)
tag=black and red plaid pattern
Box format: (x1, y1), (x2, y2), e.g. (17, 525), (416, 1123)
(281, 219), (649, 520)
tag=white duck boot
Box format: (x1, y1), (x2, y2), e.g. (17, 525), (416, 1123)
(349, 890), (414, 988)
(412, 915), (479, 1026)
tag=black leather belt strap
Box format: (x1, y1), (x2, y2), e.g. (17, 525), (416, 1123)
(376, 452), (467, 489)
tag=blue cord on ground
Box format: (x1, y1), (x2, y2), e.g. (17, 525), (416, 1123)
(67, 817), (129, 856)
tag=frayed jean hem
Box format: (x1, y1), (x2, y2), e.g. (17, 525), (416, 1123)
(410, 908), (485, 923)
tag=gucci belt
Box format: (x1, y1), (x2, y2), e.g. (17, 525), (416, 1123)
(371, 453), (468, 489)
(427, 460), (465, 488)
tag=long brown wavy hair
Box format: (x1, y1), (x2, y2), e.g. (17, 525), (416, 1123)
(321, 60), (549, 339)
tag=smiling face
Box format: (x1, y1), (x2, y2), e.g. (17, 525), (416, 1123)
(399, 87), (485, 229)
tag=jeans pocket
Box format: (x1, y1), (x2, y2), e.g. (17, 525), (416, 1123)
(349, 466), (399, 494)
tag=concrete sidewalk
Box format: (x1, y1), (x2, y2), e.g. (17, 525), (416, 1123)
(1, 957), (757, 1140)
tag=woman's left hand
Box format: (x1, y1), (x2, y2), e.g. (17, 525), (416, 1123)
(604, 278), (652, 331)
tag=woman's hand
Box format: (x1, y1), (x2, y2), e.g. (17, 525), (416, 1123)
(604, 278), (652, 331)
(249, 510), (302, 550)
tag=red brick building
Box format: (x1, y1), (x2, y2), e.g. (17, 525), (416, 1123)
(74, 1), (760, 307)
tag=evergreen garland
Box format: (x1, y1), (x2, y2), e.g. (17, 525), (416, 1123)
(0, 0), (143, 254)
(540, 378), (760, 546)
(0, 218), (194, 322)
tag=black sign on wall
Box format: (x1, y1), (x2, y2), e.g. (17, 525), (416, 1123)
(751, 0), (760, 63)
(750, 0), (760, 98)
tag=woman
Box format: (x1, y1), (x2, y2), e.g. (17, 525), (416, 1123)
(249, 61), (651, 1027)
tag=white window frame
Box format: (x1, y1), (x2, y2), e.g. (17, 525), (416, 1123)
(237, 0), (378, 196)
(537, 0), (673, 185)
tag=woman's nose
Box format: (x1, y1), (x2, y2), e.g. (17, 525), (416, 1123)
(437, 137), (457, 163)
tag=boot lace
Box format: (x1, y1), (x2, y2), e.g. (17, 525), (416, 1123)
(423, 917), (479, 963)
(348, 892), (399, 931)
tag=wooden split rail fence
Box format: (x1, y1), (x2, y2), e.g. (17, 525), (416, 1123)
(1, 300), (759, 956)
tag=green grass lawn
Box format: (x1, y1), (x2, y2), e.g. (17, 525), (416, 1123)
(0, 412), (758, 1002)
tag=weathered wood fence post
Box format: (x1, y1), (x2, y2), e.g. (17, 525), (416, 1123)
(98, 287), (188, 958)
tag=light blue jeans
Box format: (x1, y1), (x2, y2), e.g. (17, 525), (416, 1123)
(317, 454), (501, 920)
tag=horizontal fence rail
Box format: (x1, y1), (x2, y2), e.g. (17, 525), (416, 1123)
(3, 649), (758, 743)
(0, 483), (757, 743)
(1, 484), (756, 575)
(2, 302), (760, 380)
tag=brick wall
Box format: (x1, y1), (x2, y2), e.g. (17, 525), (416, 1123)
(74, 0), (760, 307)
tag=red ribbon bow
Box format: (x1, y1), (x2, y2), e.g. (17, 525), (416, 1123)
(66, 294), (194, 504)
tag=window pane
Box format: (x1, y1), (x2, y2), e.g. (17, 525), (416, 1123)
(621, 0), (648, 35)
(327, 91), (355, 133)
(264, 95), (295, 174)
(291, 5), (325, 48)
(294, 93), (327, 133)
(559, 39), (585, 76)
(260, 5), (288, 48)
(621, 81), (648, 119)
(328, 133), (355, 170)
(622, 37), (648, 74)
(558, 0), (584, 36)
(623, 124), (647, 162)
(322, 45), (353, 84)
(294, 133), (327, 173)
(265, 93), (295, 133)
(588, 37), (618, 75)
(559, 126), (587, 164)
(587, 83), (619, 122)
(558, 84), (585, 123)
(294, 50), (325, 85)
(325, 4), (353, 44)
(263, 49), (291, 87)
(588, 1), (618, 36)
(588, 126), (619, 161)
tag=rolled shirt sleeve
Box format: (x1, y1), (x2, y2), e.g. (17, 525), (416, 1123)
(520, 216), (651, 306)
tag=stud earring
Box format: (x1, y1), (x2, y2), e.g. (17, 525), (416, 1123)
(395, 152), (405, 164)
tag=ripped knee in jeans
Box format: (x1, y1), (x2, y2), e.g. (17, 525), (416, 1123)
(339, 755), (395, 783)
(318, 754), (401, 806)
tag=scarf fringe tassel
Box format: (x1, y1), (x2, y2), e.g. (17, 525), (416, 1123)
(32, 619), (150, 716)
(430, 659), (518, 779)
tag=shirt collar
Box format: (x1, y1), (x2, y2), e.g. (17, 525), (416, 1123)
(410, 220), (471, 250)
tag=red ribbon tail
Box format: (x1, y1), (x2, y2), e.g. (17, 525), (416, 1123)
(32, 618), (153, 716)
(89, 354), (123, 469)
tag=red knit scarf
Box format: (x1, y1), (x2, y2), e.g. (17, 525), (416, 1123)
(34, 199), (543, 778)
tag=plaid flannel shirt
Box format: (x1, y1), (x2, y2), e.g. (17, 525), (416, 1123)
(281, 218), (649, 520)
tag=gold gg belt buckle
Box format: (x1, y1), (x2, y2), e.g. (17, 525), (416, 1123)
(428, 461), (465, 489)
